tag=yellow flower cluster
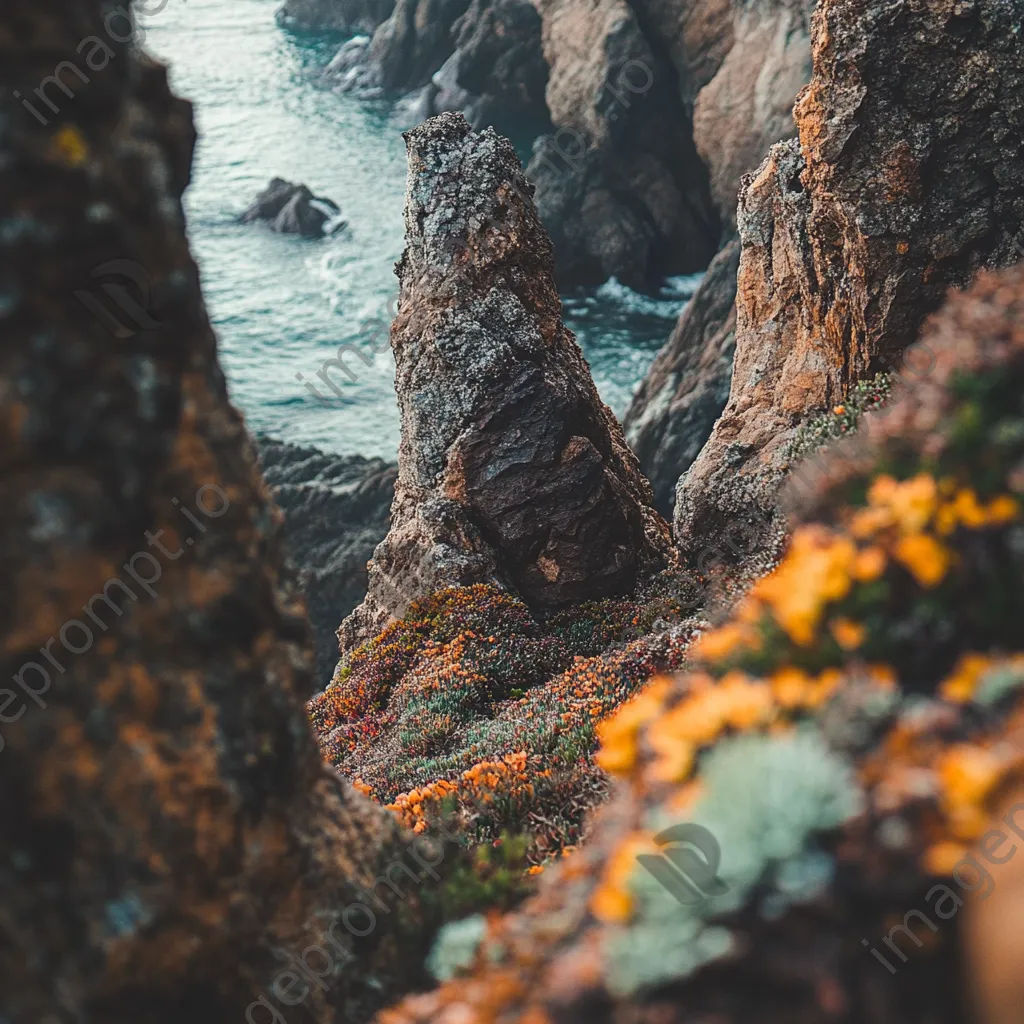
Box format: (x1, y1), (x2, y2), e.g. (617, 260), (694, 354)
(937, 742), (1020, 842)
(594, 677), (672, 776)
(690, 474), (1021, 661)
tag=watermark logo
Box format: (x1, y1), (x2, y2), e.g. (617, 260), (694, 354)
(73, 259), (161, 338)
(636, 823), (728, 907)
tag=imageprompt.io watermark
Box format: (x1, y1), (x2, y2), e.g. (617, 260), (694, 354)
(636, 823), (729, 906)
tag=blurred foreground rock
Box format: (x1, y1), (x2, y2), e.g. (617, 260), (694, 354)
(0, 5), (432, 1021)
(379, 254), (1024, 1024)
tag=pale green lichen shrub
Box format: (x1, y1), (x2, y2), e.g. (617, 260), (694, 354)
(607, 726), (864, 994)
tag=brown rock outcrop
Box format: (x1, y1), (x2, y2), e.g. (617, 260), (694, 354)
(623, 237), (740, 514)
(631, 0), (815, 225)
(340, 112), (673, 649)
(674, 0), (1024, 560)
(0, 6), (435, 1022)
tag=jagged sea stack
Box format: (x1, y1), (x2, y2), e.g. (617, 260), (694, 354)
(341, 112), (672, 649)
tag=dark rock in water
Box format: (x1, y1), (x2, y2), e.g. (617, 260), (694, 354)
(276, 0), (395, 33)
(674, 0), (1024, 562)
(241, 177), (346, 238)
(525, 0), (719, 290)
(341, 112), (673, 649)
(334, 0), (550, 140)
(257, 438), (395, 689)
(624, 238), (740, 515)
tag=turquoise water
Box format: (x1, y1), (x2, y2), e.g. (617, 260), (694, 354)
(144, 0), (696, 459)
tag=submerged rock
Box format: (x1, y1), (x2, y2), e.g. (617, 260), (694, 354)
(257, 438), (395, 688)
(674, 0), (1024, 560)
(241, 177), (346, 237)
(623, 237), (740, 515)
(340, 112), (673, 649)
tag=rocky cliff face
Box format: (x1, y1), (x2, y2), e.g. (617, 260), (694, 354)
(306, 0), (815, 289)
(0, 7), (429, 1022)
(623, 237), (739, 513)
(257, 439), (394, 687)
(632, 0), (815, 224)
(674, 0), (1024, 561)
(340, 112), (673, 649)
(523, 0), (719, 289)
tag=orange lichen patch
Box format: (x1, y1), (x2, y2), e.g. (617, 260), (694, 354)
(830, 617), (866, 651)
(50, 125), (88, 167)
(387, 752), (541, 834)
(924, 840), (971, 876)
(852, 545), (887, 581)
(940, 654), (999, 704)
(690, 620), (760, 662)
(935, 490), (1021, 534)
(645, 672), (773, 784)
(937, 744), (1019, 841)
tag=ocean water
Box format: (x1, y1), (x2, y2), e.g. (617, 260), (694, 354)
(143, 0), (698, 460)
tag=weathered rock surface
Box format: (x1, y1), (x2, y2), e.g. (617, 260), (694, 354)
(0, 7), (430, 1022)
(241, 177), (345, 237)
(276, 0), (395, 34)
(630, 0), (815, 225)
(257, 438), (395, 688)
(340, 112), (673, 649)
(674, 0), (1024, 560)
(525, 0), (720, 289)
(624, 237), (739, 514)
